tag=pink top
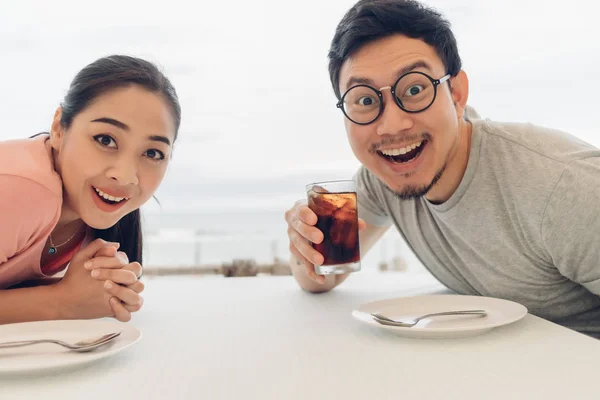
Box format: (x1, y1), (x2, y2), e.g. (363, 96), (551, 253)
(0, 135), (76, 289)
(41, 241), (84, 276)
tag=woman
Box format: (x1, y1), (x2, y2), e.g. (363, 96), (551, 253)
(0, 55), (181, 323)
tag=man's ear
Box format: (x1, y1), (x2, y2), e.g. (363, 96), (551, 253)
(49, 107), (65, 150)
(450, 70), (469, 119)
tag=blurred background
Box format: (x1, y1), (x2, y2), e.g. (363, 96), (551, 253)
(1, 0), (598, 276)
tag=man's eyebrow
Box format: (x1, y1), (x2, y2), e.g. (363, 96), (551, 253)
(344, 60), (434, 90)
(394, 60), (433, 79)
(91, 117), (129, 131)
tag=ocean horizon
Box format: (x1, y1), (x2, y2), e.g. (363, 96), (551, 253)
(141, 207), (421, 273)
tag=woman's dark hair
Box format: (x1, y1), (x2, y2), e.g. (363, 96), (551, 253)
(60, 55), (181, 264)
(328, 0), (462, 99)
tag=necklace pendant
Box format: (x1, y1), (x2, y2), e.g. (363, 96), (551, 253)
(48, 247), (57, 255)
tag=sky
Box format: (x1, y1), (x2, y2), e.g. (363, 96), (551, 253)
(1, 0), (598, 212)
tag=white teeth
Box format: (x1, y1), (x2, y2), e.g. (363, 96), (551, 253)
(94, 187), (126, 202)
(380, 140), (423, 156)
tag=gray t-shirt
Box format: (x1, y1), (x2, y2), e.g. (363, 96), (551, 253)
(356, 114), (600, 338)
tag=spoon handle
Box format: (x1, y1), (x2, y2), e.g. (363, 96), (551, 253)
(0, 339), (60, 349)
(416, 310), (487, 322)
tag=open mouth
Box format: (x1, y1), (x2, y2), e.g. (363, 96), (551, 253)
(93, 187), (129, 205)
(377, 140), (427, 164)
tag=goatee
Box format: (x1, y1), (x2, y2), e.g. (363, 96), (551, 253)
(383, 164), (446, 201)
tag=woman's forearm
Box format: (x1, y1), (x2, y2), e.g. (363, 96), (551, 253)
(8, 277), (63, 289)
(0, 285), (63, 324)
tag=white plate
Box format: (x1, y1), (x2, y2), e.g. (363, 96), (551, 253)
(352, 294), (527, 339)
(0, 319), (141, 375)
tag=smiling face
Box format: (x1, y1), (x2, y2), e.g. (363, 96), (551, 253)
(50, 84), (176, 229)
(338, 34), (471, 202)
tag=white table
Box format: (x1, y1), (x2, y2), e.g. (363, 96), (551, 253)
(3, 272), (600, 400)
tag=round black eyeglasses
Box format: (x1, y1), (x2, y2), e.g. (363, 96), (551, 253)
(336, 71), (451, 125)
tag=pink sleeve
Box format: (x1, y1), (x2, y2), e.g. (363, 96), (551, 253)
(0, 175), (59, 264)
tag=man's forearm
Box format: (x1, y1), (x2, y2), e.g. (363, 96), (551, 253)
(0, 285), (63, 324)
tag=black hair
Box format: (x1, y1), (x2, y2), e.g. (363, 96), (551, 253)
(328, 0), (462, 98)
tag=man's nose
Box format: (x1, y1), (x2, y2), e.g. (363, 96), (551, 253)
(375, 89), (414, 136)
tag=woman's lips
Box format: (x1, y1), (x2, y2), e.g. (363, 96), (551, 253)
(90, 186), (129, 213)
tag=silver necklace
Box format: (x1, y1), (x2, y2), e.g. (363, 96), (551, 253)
(48, 226), (83, 255)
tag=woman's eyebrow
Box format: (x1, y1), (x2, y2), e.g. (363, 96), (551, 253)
(91, 117), (129, 130)
(149, 135), (171, 146)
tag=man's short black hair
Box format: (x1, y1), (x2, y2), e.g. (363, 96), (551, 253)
(328, 0), (462, 98)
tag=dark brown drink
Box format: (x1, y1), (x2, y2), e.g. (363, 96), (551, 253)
(307, 188), (360, 266)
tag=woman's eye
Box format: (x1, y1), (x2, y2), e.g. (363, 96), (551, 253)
(94, 134), (117, 148)
(145, 149), (165, 160)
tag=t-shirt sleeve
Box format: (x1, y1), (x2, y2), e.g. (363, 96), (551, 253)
(354, 166), (392, 227)
(0, 175), (59, 264)
(541, 159), (600, 295)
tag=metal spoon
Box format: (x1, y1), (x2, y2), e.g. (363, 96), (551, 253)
(0, 332), (122, 352)
(371, 310), (487, 327)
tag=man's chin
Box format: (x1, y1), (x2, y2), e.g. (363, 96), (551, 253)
(380, 166), (446, 201)
(383, 182), (431, 200)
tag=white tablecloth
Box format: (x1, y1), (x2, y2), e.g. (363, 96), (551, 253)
(3, 272), (600, 399)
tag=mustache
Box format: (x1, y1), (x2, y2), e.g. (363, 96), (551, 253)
(369, 132), (432, 154)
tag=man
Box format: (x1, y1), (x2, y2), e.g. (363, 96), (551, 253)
(284, 0), (600, 338)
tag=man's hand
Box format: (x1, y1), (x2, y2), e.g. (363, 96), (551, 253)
(284, 199), (367, 287)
